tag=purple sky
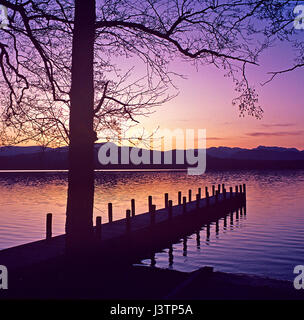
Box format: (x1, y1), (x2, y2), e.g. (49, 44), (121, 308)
(135, 36), (304, 150)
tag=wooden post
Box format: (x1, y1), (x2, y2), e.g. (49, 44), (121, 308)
(196, 193), (200, 209)
(215, 190), (219, 203)
(131, 199), (135, 217)
(178, 191), (182, 205)
(216, 220), (219, 234)
(212, 185), (215, 196)
(198, 187), (201, 199)
(168, 200), (173, 220)
(126, 209), (131, 232)
(148, 195), (153, 212)
(239, 185), (243, 194)
(235, 185), (238, 194)
(188, 189), (192, 202)
(206, 191), (210, 207)
(183, 196), (187, 214)
(165, 193), (169, 208)
(46, 213), (52, 240)
(243, 183), (246, 196)
(96, 216), (102, 240)
(229, 187), (233, 198)
(205, 186), (208, 197)
(150, 204), (156, 225)
(108, 203), (113, 223)
(222, 183), (225, 193)
(218, 184), (221, 194)
(206, 224), (210, 238)
(223, 188), (226, 199)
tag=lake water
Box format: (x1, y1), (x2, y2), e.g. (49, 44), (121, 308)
(0, 169), (303, 281)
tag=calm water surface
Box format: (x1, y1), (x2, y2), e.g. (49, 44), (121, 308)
(0, 169), (303, 281)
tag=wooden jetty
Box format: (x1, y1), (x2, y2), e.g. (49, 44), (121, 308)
(0, 184), (246, 270)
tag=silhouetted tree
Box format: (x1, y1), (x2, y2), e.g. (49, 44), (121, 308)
(0, 0), (300, 253)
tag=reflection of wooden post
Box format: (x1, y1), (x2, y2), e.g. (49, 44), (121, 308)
(126, 209), (131, 232)
(108, 203), (113, 223)
(131, 199), (135, 217)
(229, 187), (233, 198)
(178, 191), (182, 205)
(196, 194), (200, 209)
(46, 213), (52, 240)
(96, 216), (102, 239)
(183, 196), (187, 214)
(148, 195), (153, 212)
(151, 204), (156, 225)
(212, 185), (215, 196)
(223, 188), (226, 199)
(206, 191), (210, 207)
(165, 193), (169, 208)
(168, 200), (173, 220)
(188, 189), (192, 202)
(215, 190), (219, 204)
(198, 188), (201, 199)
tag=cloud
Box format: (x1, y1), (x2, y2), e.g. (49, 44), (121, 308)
(260, 123), (295, 128)
(246, 130), (304, 137)
(207, 137), (227, 140)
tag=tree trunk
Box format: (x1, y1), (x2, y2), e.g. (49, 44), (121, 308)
(66, 0), (96, 254)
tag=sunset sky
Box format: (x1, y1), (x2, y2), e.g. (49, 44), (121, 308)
(136, 38), (304, 150)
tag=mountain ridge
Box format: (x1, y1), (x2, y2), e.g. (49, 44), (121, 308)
(0, 144), (304, 170)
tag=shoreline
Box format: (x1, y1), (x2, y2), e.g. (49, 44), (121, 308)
(1, 260), (303, 300)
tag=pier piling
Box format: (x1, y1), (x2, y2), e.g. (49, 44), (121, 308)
(126, 209), (131, 232)
(196, 194), (200, 209)
(46, 213), (52, 240)
(96, 216), (102, 239)
(178, 191), (182, 205)
(183, 196), (187, 214)
(151, 204), (156, 225)
(168, 200), (173, 220)
(165, 193), (169, 208)
(131, 199), (135, 217)
(148, 196), (153, 212)
(108, 203), (113, 223)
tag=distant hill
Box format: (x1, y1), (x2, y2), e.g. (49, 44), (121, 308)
(207, 146), (304, 160)
(0, 144), (303, 170)
(0, 146), (52, 157)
